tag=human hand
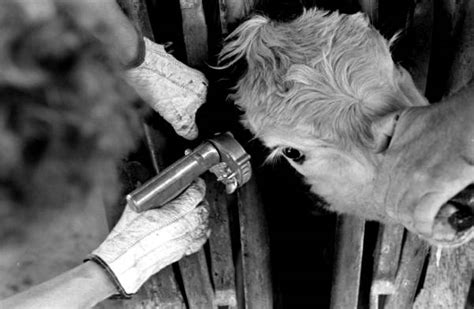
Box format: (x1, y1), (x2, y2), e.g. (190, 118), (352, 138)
(87, 178), (210, 297)
(126, 38), (208, 140)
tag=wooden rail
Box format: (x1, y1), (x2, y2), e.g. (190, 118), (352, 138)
(330, 216), (365, 309)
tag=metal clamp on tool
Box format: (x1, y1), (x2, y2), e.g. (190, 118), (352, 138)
(127, 132), (252, 212)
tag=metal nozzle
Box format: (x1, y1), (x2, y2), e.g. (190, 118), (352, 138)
(127, 132), (251, 212)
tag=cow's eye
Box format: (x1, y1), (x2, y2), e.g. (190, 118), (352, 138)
(282, 147), (305, 163)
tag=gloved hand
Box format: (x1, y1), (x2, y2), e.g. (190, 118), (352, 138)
(87, 178), (210, 297)
(126, 38), (208, 140)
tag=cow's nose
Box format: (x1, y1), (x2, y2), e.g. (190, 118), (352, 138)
(434, 202), (474, 237)
(447, 203), (474, 232)
(432, 185), (474, 242)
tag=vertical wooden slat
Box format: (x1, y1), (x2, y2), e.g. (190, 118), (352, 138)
(384, 232), (429, 309)
(425, 0), (467, 102)
(214, 3), (273, 308)
(206, 175), (238, 308)
(369, 224), (404, 309)
(220, 0), (256, 28)
(217, 0), (230, 36)
(413, 243), (473, 309)
(403, 0), (434, 93)
(204, 2), (271, 308)
(117, 0), (154, 39)
(143, 124), (166, 176)
(358, 0), (379, 25)
(175, 1), (231, 308)
(237, 176), (273, 309)
(330, 215), (365, 309)
(179, 0), (208, 67)
(178, 250), (216, 309)
(444, 0), (474, 96)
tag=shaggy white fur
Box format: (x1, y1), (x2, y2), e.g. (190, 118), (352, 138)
(220, 8), (420, 151)
(218, 7), (434, 224)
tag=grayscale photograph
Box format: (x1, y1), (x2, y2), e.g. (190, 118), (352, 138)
(0, 0), (472, 308)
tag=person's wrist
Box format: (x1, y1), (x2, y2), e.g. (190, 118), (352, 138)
(112, 0), (146, 68)
(92, 0), (146, 68)
(84, 256), (133, 299)
(82, 261), (118, 299)
(122, 34), (146, 69)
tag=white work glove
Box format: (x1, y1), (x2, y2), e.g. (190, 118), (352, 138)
(87, 179), (209, 297)
(126, 38), (208, 140)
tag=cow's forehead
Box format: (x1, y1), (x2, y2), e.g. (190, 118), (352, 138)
(230, 9), (402, 151)
(261, 129), (322, 150)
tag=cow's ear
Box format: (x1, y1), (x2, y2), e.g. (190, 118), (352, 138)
(371, 112), (400, 153)
(395, 67), (429, 107)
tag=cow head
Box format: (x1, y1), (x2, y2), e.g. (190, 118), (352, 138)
(220, 9), (474, 247)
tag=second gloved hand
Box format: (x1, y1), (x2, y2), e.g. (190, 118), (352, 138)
(126, 38), (208, 140)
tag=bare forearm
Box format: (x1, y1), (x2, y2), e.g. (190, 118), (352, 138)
(81, 0), (143, 66)
(0, 262), (116, 309)
(101, 0), (142, 64)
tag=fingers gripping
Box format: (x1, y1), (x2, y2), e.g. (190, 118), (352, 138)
(152, 178), (206, 226)
(89, 179), (209, 295)
(112, 178), (206, 234)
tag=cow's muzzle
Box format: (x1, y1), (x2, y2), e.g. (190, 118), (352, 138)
(432, 184), (474, 246)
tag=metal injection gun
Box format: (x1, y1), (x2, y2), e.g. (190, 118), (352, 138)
(127, 132), (252, 212)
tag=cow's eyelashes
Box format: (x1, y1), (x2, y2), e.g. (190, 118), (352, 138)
(373, 112), (401, 153)
(282, 147), (305, 163)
